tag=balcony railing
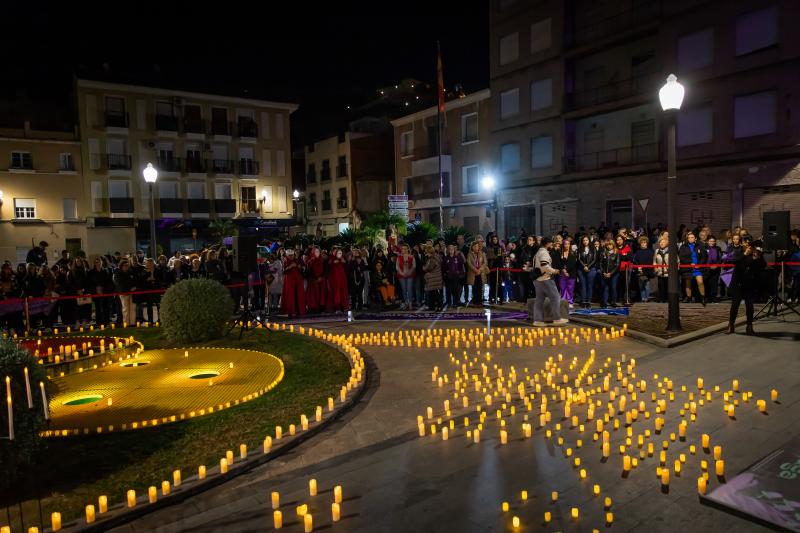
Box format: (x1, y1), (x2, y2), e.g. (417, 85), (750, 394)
(211, 159), (235, 173)
(337, 164), (347, 178)
(183, 118), (206, 134)
(185, 157), (207, 173)
(337, 198), (348, 209)
(571, 0), (660, 47)
(320, 167), (331, 181)
(214, 199), (236, 216)
(239, 159), (259, 176)
(321, 199), (332, 212)
(106, 154), (132, 170)
(307, 169), (317, 183)
(109, 197), (134, 213)
(211, 121), (231, 136)
(564, 143), (659, 172)
(104, 111), (129, 128)
(569, 71), (661, 110)
(159, 198), (184, 214)
(158, 157), (183, 173)
(240, 199), (258, 214)
(155, 114), (179, 131)
(237, 120), (258, 138)
(188, 199), (210, 213)
(405, 174), (451, 200)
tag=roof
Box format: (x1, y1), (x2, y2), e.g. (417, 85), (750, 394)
(390, 89), (491, 127)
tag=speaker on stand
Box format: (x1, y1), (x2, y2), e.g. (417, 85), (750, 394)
(754, 211), (799, 321)
(229, 234), (268, 337)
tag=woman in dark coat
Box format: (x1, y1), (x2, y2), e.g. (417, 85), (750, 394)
(678, 231), (709, 305)
(557, 239), (578, 305)
(726, 239), (766, 335)
(577, 235), (598, 309)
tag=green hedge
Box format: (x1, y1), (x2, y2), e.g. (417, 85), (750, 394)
(160, 278), (234, 343)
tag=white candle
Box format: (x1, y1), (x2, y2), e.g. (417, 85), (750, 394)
(23, 368), (32, 408)
(148, 486), (157, 503)
(51, 512), (62, 531)
(271, 491), (280, 509)
(332, 502), (341, 522)
(309, 478), (317, 496)
(6, 377), (13, 441)
(173, 469), (181, 487)
(304, 513), (313, 532)
(85, 504), (96, 523)
(334, 485), (342, 504)
(127, 489), (136, 507)
(273, 510), (283, 528)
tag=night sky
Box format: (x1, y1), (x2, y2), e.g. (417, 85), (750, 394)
(1, 2), (489, 145)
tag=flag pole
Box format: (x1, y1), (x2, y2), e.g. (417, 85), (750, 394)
(436, 41), (444, 235)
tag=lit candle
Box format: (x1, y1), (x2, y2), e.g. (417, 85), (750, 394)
(551, 491), (558, 502)
(276, 426), (282, 440)
(273, 510), (283, 529)
(571, 507), (579, 519)
(715, 459), (725, 477)
(771, 389), (778, 402)
(521, 490), (528, 501)
(99, 495), (108, 513)
(5, 377), (13, 441)
(162, 480), (171, 496)
(220, 458), (228, 474)
(86, 504), (96, 524)
(544, 511), (551, 523)
(593, 484), (601, 496)
(713, 445), (722, 460)
(309, 478), (317, 496)
(757, 399), (766, 413)
(623, 455), (631, 471)
(198, 465), (206, 479)
(148, 486), (157, 503)
(127, 489), (136, 507)
(226, 450), (234, 464)
(51, 512), (62, 531)
(661, 468), (670, 486)
(697, 476), (707, 495)
(23, 367), (32, 408)
(500, 430), (508, 444)
(502, 501), (509, 512)
(173, 469), (181, 487)
(240, 443), (247, 460)
(602, 442), (610, 458)
(702, 434), (710, 449)
(304, 513), (313, 533)
(512, 516), (520, 529)
(332, 502), (341, 522)
(726, 404), (735, 418)
(264, 436), (272, 453)
(334, 485), (343, 503)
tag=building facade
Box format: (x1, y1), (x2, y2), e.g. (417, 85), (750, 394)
(304, 123), (393, 237)
(391, 89), (494, 237)
(0, 122), (85, 265)
(75, 79), (298, 256)
(489, 0), (800, 237)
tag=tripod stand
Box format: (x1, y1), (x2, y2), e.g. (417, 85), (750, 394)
(754, 259), (800, 321)
(228, 273), (270, 338)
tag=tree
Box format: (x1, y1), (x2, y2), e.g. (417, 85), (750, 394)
(208, 219), (237, 242)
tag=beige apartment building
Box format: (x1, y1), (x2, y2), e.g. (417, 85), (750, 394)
(0, 122), (86, 265)
(391, 89), (494, 236)
(303, 120), (393, 236)
(490, 0), (800, 237)
(75, 79), (298, 255)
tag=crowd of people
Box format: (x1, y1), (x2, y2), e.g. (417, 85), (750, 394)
(1, 221), (798, 334)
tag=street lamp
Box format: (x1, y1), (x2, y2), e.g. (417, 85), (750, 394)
(292, 189), (300, 200)
(481, 174), (498, 234)
(142, 162), (158, 259)
(659, 74), (684, 331)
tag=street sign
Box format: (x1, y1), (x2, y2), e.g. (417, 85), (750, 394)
(638, 198), (650, 212)
(388, 194), (409, 221)
(388, 194), (408, 202)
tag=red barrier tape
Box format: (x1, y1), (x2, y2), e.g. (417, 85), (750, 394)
(488, 261), (800, 273)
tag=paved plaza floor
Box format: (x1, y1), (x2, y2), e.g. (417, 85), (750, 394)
(108, 314), (800, 533)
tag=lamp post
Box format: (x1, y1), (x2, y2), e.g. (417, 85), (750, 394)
(143, 163), (158, 259)
(481, 174), (498, 235)
(659, 74), (684, 331)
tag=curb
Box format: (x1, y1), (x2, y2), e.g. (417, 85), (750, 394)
(59, 337), (367, 533)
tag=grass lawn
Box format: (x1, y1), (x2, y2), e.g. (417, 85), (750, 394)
(3, 327), (351, 525)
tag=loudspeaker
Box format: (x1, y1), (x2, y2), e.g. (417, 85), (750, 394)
(232, 235), (259, 273)
(762, 211), (790, 251)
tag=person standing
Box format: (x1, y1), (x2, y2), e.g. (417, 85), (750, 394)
(726, 239), (766, 335)
(347, 248), (367, 311)
(678, 231), (708, 305)
(422, 244), (443, 311)
(113, 260), (137, 326)
(88, 256), (113, 325)
(26, 241), (49, 267)
(557, 239), (578, 306)
(653, 236), (670, 303)
(466, 241), (488, 307)
(704, 236), (723, 303)
(280, 249), (306, 317)
(577, 236), (598, 309)
(532, 237), (568, 326)
(394, 244), (416, 310)
(632, 236), (655, 302)
(486, 235), (503, 304)
(599, 240), (621, 308)
(615, 234), (633, 304)
(305, 247), (327, 312)
(326, 247), (349, 313)
(442, 244), (465, 308)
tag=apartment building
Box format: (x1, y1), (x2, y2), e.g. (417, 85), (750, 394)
(75, 79), (298, 255)
(391, 89), (493, 236)
(0, 121), (85, 265)
(304, 120), (393, 237)
(490, 0), (800, 237)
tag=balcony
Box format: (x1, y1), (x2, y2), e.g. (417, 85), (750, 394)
(185, 157), (207, 174)
(337, 164), (348, 178)
(188, 199), (210, 214)
(569, 71), (661, 111)
(307, 169), (317, 183)
(104, 111), (129, 129)
(321, 199), (332, 212)
(337, 198), (348, 210)
(183, 118), (206, 135)
(571, 1), (660, 48)
(405, 174), (451, 201)
(159, 198), (184, 215)
(320, 167), (331, 181)
(563, 143), (659, 172)
(158, 157), (183, 173)
(155, 114), (179, 132)
(211, 121), (231, 136)
(109, 197), (134, 214)
(239, 159), (259, 176)
(106, 154), (131, 170)
(237, 120), (258, 139)
(211, 159), (235, 174)
(214, 199), (236, 217)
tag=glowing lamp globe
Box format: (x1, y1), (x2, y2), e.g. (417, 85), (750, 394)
(481, 175), (496, 192)
(143, 163), (158, 183)
(659, 74), (684, 111)
(293, 189), (300, 199)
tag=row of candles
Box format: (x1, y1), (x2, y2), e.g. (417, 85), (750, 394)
(417, 344), (780, 530)
(270, 480), (344, 530)
(4, 368), (50, 440)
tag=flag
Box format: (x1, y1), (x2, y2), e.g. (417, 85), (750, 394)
(436, 42), (445, 114)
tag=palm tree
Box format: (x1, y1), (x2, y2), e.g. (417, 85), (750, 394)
(208, 219), (237, 243)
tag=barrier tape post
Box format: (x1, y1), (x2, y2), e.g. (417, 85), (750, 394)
(24, 297), (30, 335)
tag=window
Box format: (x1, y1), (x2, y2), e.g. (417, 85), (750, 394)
(214, 183), (232, 200)
(183, 104), (203, 133)
(241, 186), (257, 213)
(91, 182), (103, 212)
(109, 181), (130, 198)
(322, 190), (332, 211)
(500, 88), (520, 119)
(187, 182), (205, 199)
(337, 155), (348, 177)
(734, 91), (776, 138)
(677, 105), (713, 146)
(462, 165), (480, 194)
(307, 163), (316, 182)
(499, 32), (519, 65)
(461, 113), (478, 143)
(63, 198), (77, 220)
(500, 143), (520, 172)
(530, 18), (552, 53)
(309, 192), (318, 213)
(276, 151), (286, 176)
(156, 101), (174, 116)
(400, 131), (413, 157)
(530, 79), (553, 111)
(14, 199), (36, 219)
(59, 153), (74, 171)
(159, 182), (179, 199)
(736, 6), (778, 56)
(678, 28), (714, 72)
(211, 107), (229, 135)
(10, 151), (32, 170)
(275, 114), (285, 139)
(531, 136), (554, 169)
(321, 159), (331, 180)
(337, 187), (348, 209)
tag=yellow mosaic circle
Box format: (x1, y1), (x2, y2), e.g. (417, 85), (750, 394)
(45, 347), (284, 436)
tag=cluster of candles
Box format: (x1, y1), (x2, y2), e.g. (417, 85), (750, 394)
(271, 480), (343, 530)
(412, 341), (780, 530)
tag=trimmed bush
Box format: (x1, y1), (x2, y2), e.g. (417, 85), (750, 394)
(160, 278), (234, 343)
(0, 339), (47, 489)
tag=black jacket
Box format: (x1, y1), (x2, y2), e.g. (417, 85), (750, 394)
(599, 251), (620, 275)
(678, 242), (709, 274)
(730, 252), (766, 292)
(558, 251), (579, 277)
(113, 269), (137, 292)
(577, 246), (598, 271)
(87, 267), (114, 294)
